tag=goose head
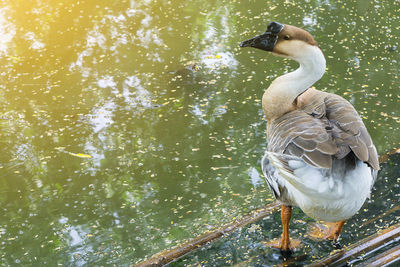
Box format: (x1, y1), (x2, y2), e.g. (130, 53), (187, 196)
(240, 22), (320, 62)
(240, 22), (326, 120)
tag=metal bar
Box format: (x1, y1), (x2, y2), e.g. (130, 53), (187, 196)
(362, 243), (400, 267)
(307, 222), (400, 266)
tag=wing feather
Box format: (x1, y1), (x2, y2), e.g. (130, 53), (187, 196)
(266, 90), (380, 171)
(324, 93), (379, 170)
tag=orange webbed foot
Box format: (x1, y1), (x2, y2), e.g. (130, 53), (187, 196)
(263, 238), (302, 251)
(307, 220), (346, 242)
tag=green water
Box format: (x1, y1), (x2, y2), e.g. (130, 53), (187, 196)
(175, 153), (400, 266)
(0, 0), (398, 265)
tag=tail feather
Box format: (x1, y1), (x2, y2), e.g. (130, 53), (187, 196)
(261, 153), (281, 198)
(261, 152), (346, 200)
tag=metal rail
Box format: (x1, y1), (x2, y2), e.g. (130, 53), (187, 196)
(308, 222), (400, 266)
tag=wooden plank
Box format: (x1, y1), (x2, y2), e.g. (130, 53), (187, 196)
(378, 147), (400, 163)
(134, 202), (280, 267)
(134, 148), (400, 267)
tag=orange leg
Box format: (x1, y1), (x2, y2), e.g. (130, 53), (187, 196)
(263, 205), (301, 256)
(280, 205), (292, 252)
(325, 220), (346, 241)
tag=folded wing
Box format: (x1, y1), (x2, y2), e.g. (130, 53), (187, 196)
(266, 91), (379, 171)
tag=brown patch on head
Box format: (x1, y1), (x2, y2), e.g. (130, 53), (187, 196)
(278, 24), (318, 46)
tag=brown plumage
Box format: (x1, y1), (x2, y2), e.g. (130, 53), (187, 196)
(267, 89), (379, 170)
(240, 21), (379, 254)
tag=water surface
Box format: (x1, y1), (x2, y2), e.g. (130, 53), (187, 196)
(0, 0), (399, 265)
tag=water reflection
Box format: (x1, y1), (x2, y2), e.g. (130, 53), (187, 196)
(0, 0), (398, 265)
(0, 8), (15, 55)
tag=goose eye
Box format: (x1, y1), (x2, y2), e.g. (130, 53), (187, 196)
(283, 35), (291, 40)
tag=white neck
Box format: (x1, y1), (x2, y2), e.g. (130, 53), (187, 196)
(262, 43), (326, 119)
(271, 44), (326, 98)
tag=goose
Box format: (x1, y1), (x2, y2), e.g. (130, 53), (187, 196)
(240, 22), (380, 253)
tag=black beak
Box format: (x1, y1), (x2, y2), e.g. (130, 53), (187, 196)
(240, 32), (278, 51)
(240, 21), (284, 52)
